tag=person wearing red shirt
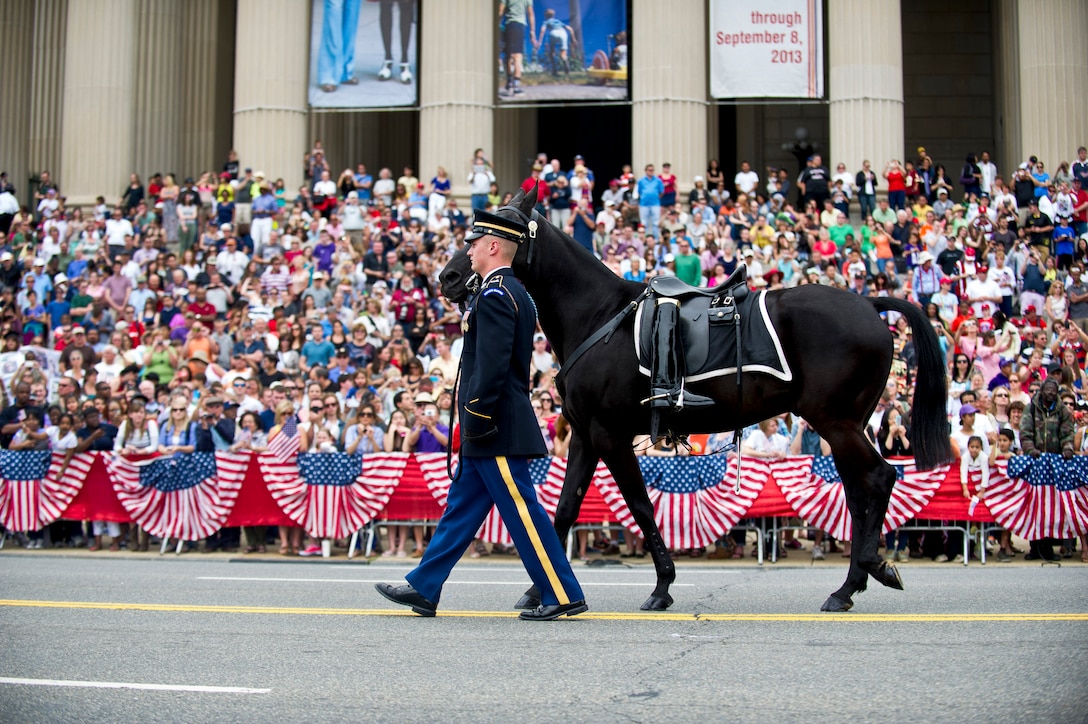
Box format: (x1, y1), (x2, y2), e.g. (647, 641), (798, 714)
(883, 159), (907, 211)
(658, 162), (677, 208)
(1072, 177), (1088, 239)
(519, 164), (549, 208)
(186, 287), (217, 327)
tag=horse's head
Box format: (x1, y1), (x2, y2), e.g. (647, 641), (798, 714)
(438, 186), (540, 305)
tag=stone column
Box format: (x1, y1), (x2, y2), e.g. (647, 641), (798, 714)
(180, 0), (226, 177)
(29, 0), (68, 195)
(418, 0), (493, 201)
(232, 0), (308, 192)
(630, 1), (707, 192)
(0, 0), (36, 204)
(1016, 0), (1088, 169)
(993, 0), (1022, 171)
(493, 107), (537, 198)
(134, 0), (182, 181)
(828, 0), (904, 175)
(60, 0), (137, 206)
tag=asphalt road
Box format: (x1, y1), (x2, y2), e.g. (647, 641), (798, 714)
(1, 553), (1085, 723)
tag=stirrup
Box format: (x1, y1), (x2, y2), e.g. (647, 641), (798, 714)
(642, 385), (714, 410)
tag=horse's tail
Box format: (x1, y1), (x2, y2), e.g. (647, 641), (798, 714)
(870, 297), (954, 470)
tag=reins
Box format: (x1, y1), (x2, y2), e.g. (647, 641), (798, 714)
(553, 289), (650, 397)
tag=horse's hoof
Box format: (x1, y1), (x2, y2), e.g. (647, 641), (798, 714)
(820, 595), (853, 612)
(881, 562), (905, 590)
(514, 592), (540, 610)
(639, 593), (674, 611)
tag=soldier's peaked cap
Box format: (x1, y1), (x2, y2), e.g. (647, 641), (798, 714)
(465, 209), (527, 243)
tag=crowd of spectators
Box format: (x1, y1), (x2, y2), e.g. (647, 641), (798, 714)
(0, 140), (1086, 561)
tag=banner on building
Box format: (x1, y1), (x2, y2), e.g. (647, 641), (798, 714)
(709, 0), (823, 99)
(498, 0), (628, 104)
(308, 0), (419, 109)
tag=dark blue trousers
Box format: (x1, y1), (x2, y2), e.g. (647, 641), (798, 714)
(406, 456), (584, 607)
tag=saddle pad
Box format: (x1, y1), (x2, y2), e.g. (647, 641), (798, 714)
(634, 290), (793, 383)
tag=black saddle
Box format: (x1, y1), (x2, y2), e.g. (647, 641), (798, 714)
(648, 265), (749, 302)
(639, 268), (747, 373)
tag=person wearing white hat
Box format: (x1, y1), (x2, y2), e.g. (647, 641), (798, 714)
(911, 250), (941, 307)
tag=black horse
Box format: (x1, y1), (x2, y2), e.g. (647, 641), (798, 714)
(439, 187), (952, 612)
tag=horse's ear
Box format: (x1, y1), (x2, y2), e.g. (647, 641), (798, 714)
(522, 184), (538, 212)
(509, 188), (526, 208)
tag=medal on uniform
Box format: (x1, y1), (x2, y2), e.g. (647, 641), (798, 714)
(461, 310), (471, 334)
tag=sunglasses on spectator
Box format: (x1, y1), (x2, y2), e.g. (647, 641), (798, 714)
(325, 403), (338, 408)
(171, 407), (187, 412)
(360, 411), (374, 418)
(310, 407), (322, 413)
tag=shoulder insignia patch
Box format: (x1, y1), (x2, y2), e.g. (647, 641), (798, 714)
(482, 288), (506, 297)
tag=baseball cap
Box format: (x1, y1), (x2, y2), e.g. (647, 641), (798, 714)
(533, 333), (547, 342)
(959, 403), (979, 416)
(0, 252), (12, 262)
(1023, 305), (1037, 314)
(999, 357), (1015, 367)
(414, 392), (432, 404)
(223, 400), (240, 410)
(312, 271), (326, 280)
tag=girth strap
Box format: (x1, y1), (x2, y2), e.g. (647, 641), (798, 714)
(555, 288), (652, 397)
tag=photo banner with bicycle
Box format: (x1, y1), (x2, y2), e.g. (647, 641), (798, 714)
(498, 0), (629, 104)
(709, 0), (824, 99)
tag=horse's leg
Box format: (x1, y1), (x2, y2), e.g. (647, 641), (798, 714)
(599, 444), (676, 611)
(513, 432), (596, 610)
(821, 429), (901, 612)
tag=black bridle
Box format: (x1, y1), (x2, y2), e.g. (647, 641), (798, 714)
(496, 203), (546, 270)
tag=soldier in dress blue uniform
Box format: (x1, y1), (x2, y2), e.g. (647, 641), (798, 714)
(377, 209), (587, 621)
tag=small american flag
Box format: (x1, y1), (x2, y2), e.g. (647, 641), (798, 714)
(267, 415), (299, 462)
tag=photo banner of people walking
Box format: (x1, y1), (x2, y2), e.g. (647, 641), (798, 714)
(709, 0), (823, 99)
(498, 0), (628, 104)
(309, 0), (419, 109)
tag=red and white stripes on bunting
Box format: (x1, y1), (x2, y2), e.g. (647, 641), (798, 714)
(106, 452), (249, 541)
(982, 460), (1088, 540)
(417, 452), (514, 545)
(771, 456), (949, 540)
(257, 451), (407, 539)
(532, 456), (592, 519)
(596, 455), (770, 550)
(0, 452), (94, 533)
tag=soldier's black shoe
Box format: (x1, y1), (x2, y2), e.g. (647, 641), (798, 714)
(375, 583), (437, 617)
(518, 600), (588, 621)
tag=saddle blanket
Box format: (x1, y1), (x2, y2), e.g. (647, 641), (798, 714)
(634, 290), (793, 383)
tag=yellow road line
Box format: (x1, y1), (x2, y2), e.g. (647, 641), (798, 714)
(0, 600), (1085, 622)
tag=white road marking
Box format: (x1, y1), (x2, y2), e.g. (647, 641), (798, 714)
(0, 677), (269, 694)
(197, 576), (696, 587)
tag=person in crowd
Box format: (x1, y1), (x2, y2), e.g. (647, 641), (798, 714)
(1019, 377), (1073, 562)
